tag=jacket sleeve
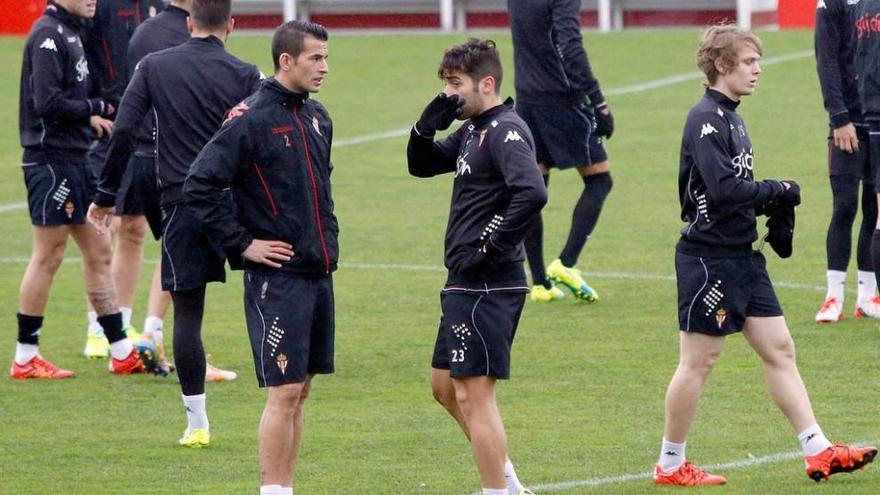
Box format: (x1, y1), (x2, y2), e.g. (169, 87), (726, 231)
(406, 124), (465, 177)
(551, 0), (603, 103)
(184, 112), (255, 256)
(486, 122), (548, 250)
(94, 58), (154, 206)
(689, 112), (784, 212)
(29, 28), (100, 122)
(815, 0), (850, 128)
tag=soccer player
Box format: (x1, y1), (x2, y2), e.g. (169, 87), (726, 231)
(654, 25), (877, 486)
(407, 39), (546, 495)
(184, 21), (336, 495)
(81, 0), (165, 357)
(88, 0), (262, 446)
(508, 0), (614, 303)
(12, 0), (145, 379)
(814, 0), (879, 322)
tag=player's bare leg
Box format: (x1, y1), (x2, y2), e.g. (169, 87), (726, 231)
(260, 380), (308, 488)
(452, 376), (507, 491)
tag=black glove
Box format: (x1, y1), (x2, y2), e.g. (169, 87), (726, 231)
(593, 101), (614, 139)
(453, 242), (502, 274)
(779, 180), (801, 206)
(764, 204), (796, 259)
(415, 93), (464, 136)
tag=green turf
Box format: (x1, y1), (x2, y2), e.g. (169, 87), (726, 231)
(0, 29), (878, 494)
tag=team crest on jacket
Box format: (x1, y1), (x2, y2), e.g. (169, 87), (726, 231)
(312, 116), (322, 136)
(224, 102), (250, 125)
(715, 309), (728, 329)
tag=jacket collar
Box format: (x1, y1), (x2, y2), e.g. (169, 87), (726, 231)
(471, 97), (515, 128)
(164, 4), (189, 17)
(45, 2), (85, 31)
(706, 88), (740, 111)
(263, 78), (310, 107)
(187, 35), (225, 48)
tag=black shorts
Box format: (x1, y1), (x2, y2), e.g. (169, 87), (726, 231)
(516, 101), (608, 169)
(828, 125), (871, 180)
(116, 155), (162, 239)
(431, 289), (526, 379)
(86, 136), (109, 186)
(244, 270), (335, 387)
(159, 203), (226, 292)
(676, 250), (783, 336)
(22, 162), (95, 226)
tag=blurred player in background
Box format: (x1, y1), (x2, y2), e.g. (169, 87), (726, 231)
(508, 0), (614, 304)
(813, 0), (879, 323)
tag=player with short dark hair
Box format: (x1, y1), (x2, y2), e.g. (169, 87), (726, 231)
(88, 0), (262, 447)
(184, 20), (335, 495)
(654, 25), (876, 486)
(407, 38), (546, 495)
(12, 0), (147, 379)
(508, 0), (614, 304)
(813, 0), (878, 322)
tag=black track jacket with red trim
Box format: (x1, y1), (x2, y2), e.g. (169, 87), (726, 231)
(184, 78), (339, 276)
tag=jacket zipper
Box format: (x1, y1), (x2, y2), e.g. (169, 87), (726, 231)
(252, 162), (278, 215)
(293, 106), (331, 273)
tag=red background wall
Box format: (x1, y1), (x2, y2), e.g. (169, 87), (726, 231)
(0, 0), (44, 35)
(779, 0), (816, 29)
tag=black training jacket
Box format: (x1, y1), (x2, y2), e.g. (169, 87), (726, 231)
(94, 36), (262, 208)
(407, 100), (548, 286)
(508, 0), (604, 105)
(815, 0), (863, 128)
(126, 4), (190, 158)
(677, 90), (785, 258)
(84, 0), (164, 107)
(19, 3), (110, 164)
(184, 79), (339, 276)
(854, 0), (880, 116)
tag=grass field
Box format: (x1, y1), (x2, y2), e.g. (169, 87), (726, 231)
(0, 27), (878, 495)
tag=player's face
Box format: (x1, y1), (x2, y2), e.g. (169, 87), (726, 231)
(59, 0), (97, 19)
(287, 36), (329, 93)
(442, 71), (484, 120)
(718, 44), (761, 99)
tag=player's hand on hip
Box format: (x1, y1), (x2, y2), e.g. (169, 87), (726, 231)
(832, 123), (859, 154)
(242, 240), (295, 268)
(87, 202), (116, 235)
(415, 93), (464, 136)
(594, 101), (614, 139)
(90, 116), (114, 138)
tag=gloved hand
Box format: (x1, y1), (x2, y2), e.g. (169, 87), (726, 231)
(453, 242), (502, 274)
(415, 93), (464, 136)
(779, 180), (801, 206)
(593, 101), (614, 139)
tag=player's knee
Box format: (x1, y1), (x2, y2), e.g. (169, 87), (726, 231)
(33, 242), (67, 273)
(119, 217), (148, 244)
(764, 337), (797, 367)
(269, 381), (306, 407)
(831, 197), (858, 224)
(431, 382), (455, 409)
(680, 350), (721, 377)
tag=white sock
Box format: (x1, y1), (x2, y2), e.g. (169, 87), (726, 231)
(482, 489), (507, 495)
(87, 311), (103, 335)
(183, 393), (209, 431)
(504, 458), (523, 494)
(259, 485), (291, 495)
(658, 438), (686, 472)
(798, 424), (832, 456)
(14, 343), (39, 365)
(857, 270), (876, 303)
(826, 270), (846, 303)
(144, 316), (164, 340)
(120, 307), (132, 328)
(109, 338), (133, 360)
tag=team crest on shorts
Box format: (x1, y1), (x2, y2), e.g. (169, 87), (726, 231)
(64, 201), (74, 219)
(715, 308), (728, 329)
(276, 353), (288, 375)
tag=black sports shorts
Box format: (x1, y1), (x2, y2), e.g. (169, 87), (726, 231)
(516, 100), (608, 169)
(244, 270), (335, 387)
(23, 161), (95, 226)
(159, 203), (225, 292)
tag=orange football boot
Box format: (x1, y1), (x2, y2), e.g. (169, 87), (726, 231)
(653, 461), (727, 486)
(805, 444), (877, 482)
(10, 355), (75, 379)
(108, 348), (146, 374)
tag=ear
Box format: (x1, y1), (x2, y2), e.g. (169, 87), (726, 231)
(227, 17), (235, 36)
(713, 57), (728, 76)
(186, 16), (193, 34)
(279, 52), (293, 72)
(481, 75), (496, 95)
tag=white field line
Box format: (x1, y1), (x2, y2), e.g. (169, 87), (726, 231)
(0, 50), (813, 215)
(464, 440), (875, 494)
(0, 258), (827, 292)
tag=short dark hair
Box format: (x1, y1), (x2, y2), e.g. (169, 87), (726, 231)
(437, 38), (503, 94)
(190, 0), (231, 30)
(271, 20), (329, 72)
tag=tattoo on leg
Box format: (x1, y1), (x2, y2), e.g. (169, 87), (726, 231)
(88, 289), (118, 316)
